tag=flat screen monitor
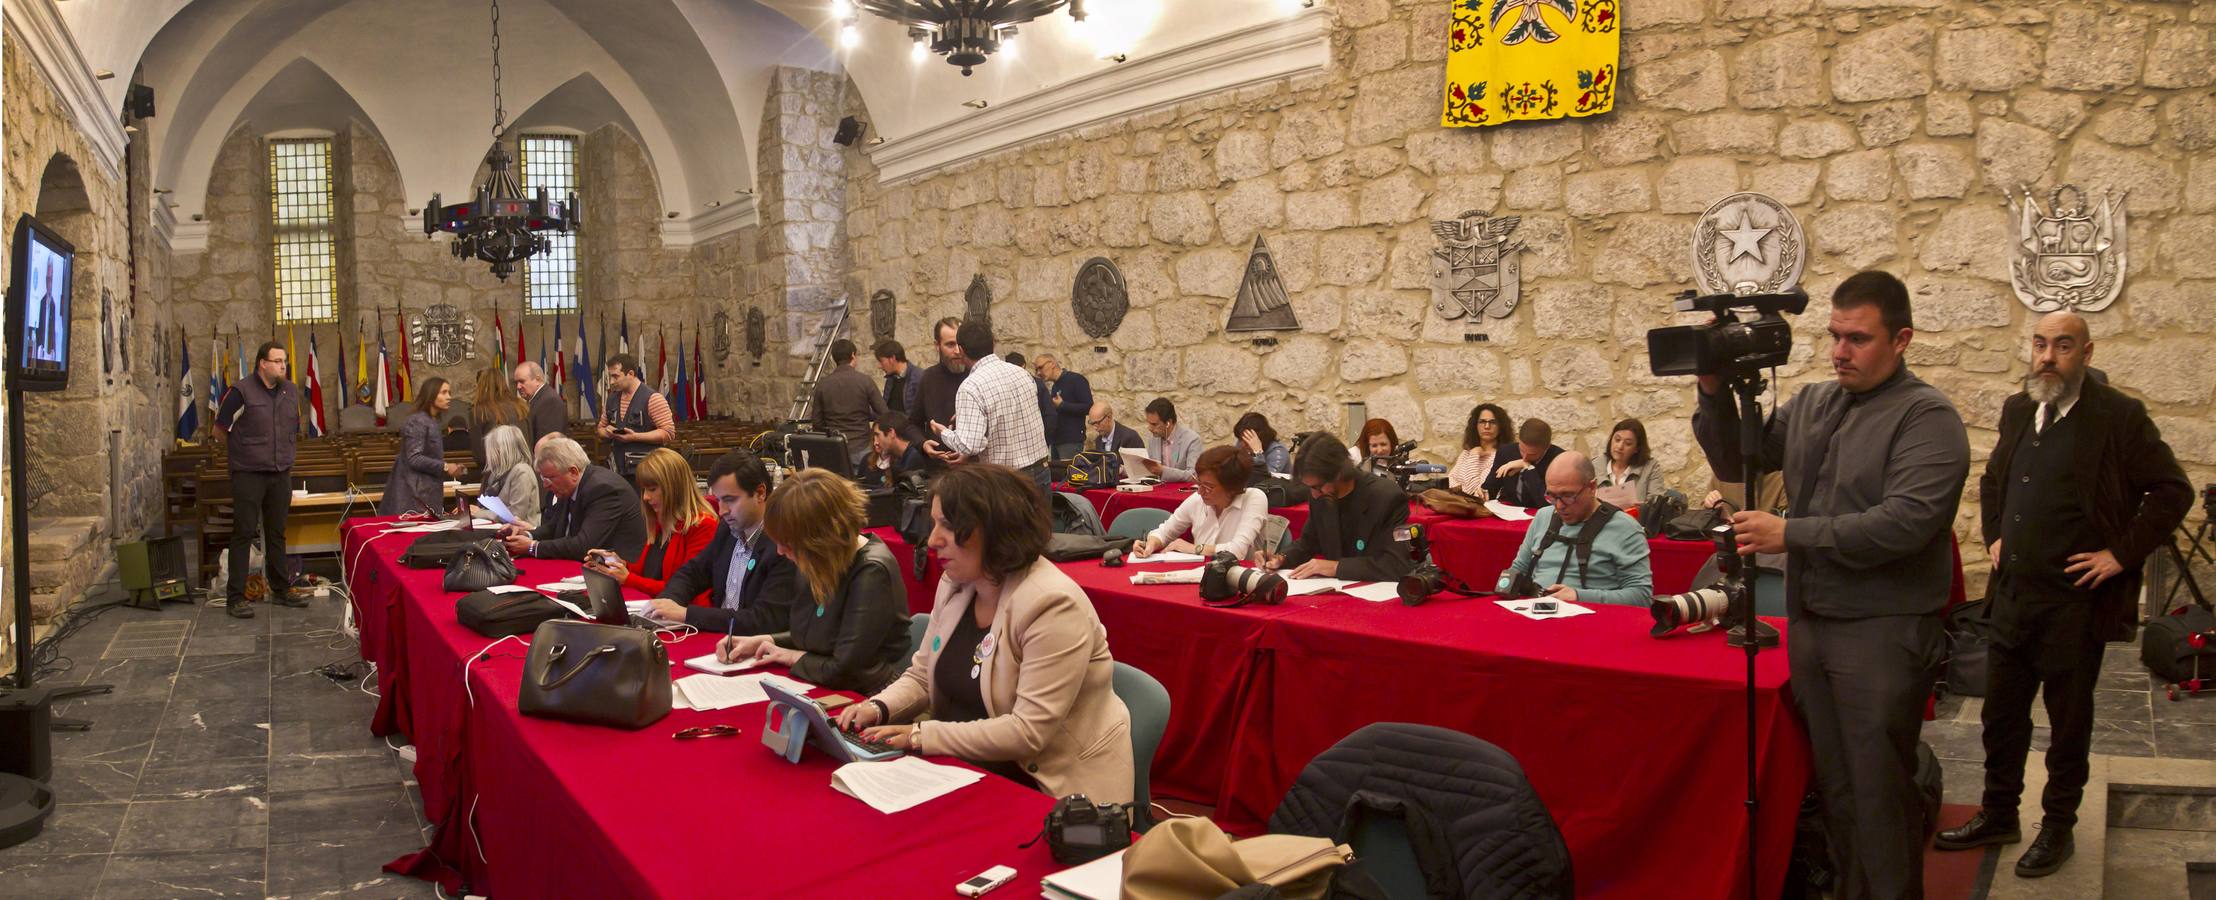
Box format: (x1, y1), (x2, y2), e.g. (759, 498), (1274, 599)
(10, 214), (74, 392)
(785, 431), (851, 479)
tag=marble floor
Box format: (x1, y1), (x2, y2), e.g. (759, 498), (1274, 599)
(0, 586), (436, 899)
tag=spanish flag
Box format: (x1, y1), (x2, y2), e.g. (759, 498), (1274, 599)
(1441, 0), (1619, 128)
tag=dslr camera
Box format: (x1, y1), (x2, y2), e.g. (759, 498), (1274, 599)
(1646, 289), (1808, 379)
(1044, 794), (1132, 864)
(1200, 551), (1288, 608)
(1394, 522), (1479, 606)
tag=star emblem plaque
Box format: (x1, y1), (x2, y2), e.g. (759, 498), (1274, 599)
(1691, 192), (1804, 297)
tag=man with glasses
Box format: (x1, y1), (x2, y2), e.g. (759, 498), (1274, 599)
(1493, 452), (1652, 606)
(1077, 401), (1144, 484)
(498, 435), (647, 562)
(1260, 433), (1413, 582)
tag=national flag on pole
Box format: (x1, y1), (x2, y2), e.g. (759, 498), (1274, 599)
(355, 322), (371, 407)
(175, 333), (197, 440)
(207, 335), (223, 424)
(619, 308), (630, 357)
(494, 309), (508, 372)
(374, 327), (392, 426)
(671, 333), (689, 424)
(579, 310), (599, 420)
(516, 302), (527, 372)
(304, 332), (327, 437)
(395, 308), (414, 402)
(217, 336), (233, 396)
(551, 315), (565, 399)
(335, 321), (350, 411)
(656, 327), (669, 396)
(285, 323), (297, 384)
(692, 324), (707, 419)
(538, 321), (550, 397)
(235, 334), (246, 383)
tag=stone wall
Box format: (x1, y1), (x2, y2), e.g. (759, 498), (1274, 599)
(840, 0), (2216, 582)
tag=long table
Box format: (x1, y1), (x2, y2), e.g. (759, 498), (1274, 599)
(343, 519), (1061, 897)
(876, 529), (1812, 900)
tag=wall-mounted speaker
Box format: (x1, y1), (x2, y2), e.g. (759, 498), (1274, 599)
(833, 116), (865, 147)
(125, 84), (156, 120)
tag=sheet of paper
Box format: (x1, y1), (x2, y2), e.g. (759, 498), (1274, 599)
(1117, 447), (1154, 474)
(1129, 567), (1205, 585)
(1040, 849), (1129, 900)
(534, 577), (586, 594)
(683, 653), (765, 675)
(1280, 576), (1359, 597)
(1485, 501), (1535, 521)
(829, 755), (986, 815)
(1127, 550), (1207, 564)
(1493, 598), (1597, 621)
(545, 595), (591, 620)
(475, 495), (517, 524)
(483, 585), (535, 595)
(671, 672), (814, 710)
(1339, 582), (1403, 603)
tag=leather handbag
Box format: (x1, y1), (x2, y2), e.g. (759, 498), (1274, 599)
(1942, 599), (1996, 697)
(1416, 488), (1492, 519)
(517, 620), (673, 729)
(442, 539), (517, 593)
(455, 588), (564, 638)
(1121, 816), (1351, 900)
(400, 529), (483, 569)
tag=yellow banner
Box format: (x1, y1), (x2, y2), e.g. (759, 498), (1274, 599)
(1441, 0), (1620, 128)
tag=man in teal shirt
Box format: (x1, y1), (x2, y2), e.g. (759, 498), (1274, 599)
(1494, 452), (1652, 605)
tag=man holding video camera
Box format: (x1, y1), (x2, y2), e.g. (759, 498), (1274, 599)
(1689, 271), (1969, 900)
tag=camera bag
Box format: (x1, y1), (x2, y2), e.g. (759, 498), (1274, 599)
(2141, 602), (2216, 684)
(455, 588), (565, 638)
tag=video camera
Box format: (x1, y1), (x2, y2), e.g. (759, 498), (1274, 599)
(1646, 289), (1807, 379)
(1379, 439), (1449, 493)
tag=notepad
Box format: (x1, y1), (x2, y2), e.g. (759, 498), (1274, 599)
(1040, 849), (1128, 900)
(1485, 500), (1535, 521)
(683, 653), (765, 675)
(671, 672), (811, 711)
(1494, 598), (1596, 620)
(1339, 582), (1403, 603)
(1127, 549), (1207, 564)
(829, 755), (985, 814)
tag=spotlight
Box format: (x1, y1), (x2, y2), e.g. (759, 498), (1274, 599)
(830, 0), (853, 18)
(912, 40), (928, 63)
(839, 24), (860, 48)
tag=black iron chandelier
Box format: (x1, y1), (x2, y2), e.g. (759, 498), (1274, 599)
(422, 0), (574, 281)
(839, 0), (1086, 76)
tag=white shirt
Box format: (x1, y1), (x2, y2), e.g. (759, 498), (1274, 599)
(1147, 488), (1269, 560)
(2036, 388), (2080, 434)
(939, 353), (1051, 467)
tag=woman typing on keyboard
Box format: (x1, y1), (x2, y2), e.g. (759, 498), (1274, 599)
(834, 465), (1134, 803)
(712, 469), (911, 695)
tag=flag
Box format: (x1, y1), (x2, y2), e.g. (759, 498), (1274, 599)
(551, 315), (565, 399)
(691, 323), (707, 419)
(655, 327), (669, 396)
(175, 333), (197, 440)
(494, 309), (508, 372)
(395, 308), (414, 402)
(235, 333), (245, 383)
(207, 335), (223, 424)
(355, 321), (371, 407)
(285, 323), (297, 383)
(538, 321), (550, 396)
(672, 333), (689, 424)
(335, 321), (350, 411)
(374, 327), (391, 426)
(218, 335), (233, 395)
(619, 307), (630, 357)
(516, 302), (527, 371)
(1441, 0), (1619, 128)
(304, 331), (327, 437)
(579, 311), (600, 420)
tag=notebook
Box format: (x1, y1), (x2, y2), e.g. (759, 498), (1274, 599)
(684, 653), (765, 675)
(1039, 849), (1127, 900)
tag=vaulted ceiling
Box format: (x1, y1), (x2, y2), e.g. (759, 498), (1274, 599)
(48, 0), (1295, 235)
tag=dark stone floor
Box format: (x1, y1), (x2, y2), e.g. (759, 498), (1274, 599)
(0, 588), (436, 899)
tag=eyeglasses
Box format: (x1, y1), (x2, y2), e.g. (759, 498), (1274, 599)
(1544, 486), (1590, 505)
(673, 724), (742, 740)
(1477, 419), (1499, 426)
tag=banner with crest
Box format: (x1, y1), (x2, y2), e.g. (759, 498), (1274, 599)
(1441, 0), (1620, 128)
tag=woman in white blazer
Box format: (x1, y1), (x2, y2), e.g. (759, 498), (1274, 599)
(1132, 446), (1268, 561)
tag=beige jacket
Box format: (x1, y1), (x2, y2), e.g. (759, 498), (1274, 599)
(870, 556), (1134, 805)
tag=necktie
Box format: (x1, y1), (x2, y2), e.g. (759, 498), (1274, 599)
(2037, 403), (2050, 435)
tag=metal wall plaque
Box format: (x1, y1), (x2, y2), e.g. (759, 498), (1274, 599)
(745, 307), (767, 360)
(1071, 258), (1129, 340)
(1428, 210), (1526, 320)
(2007, 184), (2127, 313)
(100, 288), (114, 378)
(713, 309), (733, 361)
(1227, 235), (1300, 333)
(408, 304), (478, 367)
(870, 289), (898, 341)
(964, 274), (993, 332)
(1692, 192), (1804, 296)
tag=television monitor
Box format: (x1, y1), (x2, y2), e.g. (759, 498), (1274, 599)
(784, 432), (852, 479)
(9, 214), (74, 392)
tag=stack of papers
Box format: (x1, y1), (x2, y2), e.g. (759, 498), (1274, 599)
(1129, 567), (1205, 586)
(1338, 582), (1403, 603)
(534, 576), (587, 593)
(1041, 849), (1127, 900)
(683, 653), (765, 675)
(1494, 598), (1597, 620)
(1127, 550), (1207, 564)
(1485, 501), (1535, 521)
(1116, 448), (1154, 476)
(830, 755), (986, 814)
(1280, 575), (1359, 596)
(670, 672), (812, 710)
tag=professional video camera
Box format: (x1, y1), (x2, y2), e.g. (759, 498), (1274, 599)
(1394, 522), (1485, 606)
(1199, 551), (1287, 608)
(1646, 288), (1808, 379)
(1379, 439), (1449, 493)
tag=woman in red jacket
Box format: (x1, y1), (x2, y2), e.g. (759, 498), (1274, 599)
(584, 448), (717, 603)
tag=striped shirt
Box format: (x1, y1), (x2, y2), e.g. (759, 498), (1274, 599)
(612, 389), (676, 436)
(939, 354), (1049, 468)
(1448, 447), (1497, 494)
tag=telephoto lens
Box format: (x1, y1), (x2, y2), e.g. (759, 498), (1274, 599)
(1649, 587), (1729, 638)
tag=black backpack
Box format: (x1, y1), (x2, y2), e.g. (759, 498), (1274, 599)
(1638, 490), (1688, 539)
(400, 528), (492, 569)
(1249, 469), (1311, 508)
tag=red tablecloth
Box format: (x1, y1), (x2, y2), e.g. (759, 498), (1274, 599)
(343, 519), (1060, 897)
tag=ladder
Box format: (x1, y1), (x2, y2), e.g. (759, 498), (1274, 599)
(786, 300), (851, 424)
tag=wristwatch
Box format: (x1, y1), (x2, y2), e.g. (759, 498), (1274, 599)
(527, 540), (539, 558)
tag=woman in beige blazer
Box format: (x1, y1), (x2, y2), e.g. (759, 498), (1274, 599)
(838, 464), (1134, 804)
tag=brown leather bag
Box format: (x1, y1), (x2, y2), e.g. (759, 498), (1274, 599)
(1416, 488), (1494, 520)
(1120, 817), (1351, 900)
(517, 620), (673, 729)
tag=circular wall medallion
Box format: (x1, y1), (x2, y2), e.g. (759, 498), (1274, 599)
(1070, 258), (1129, 340)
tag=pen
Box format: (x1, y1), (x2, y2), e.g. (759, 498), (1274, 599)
(723, 619), (736, 661)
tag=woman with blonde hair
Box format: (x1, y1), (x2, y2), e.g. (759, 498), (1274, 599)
(584, 448), (718, 601)
(468, 366), (529, 471)
(476, 424), (541, 527)
(715, 468), (910, 694)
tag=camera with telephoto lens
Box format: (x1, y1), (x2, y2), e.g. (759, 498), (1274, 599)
(1646, 289), (1808, 379)
(1044, 794), (1132, 865)
(1200, 551), (1288, 608)
(1395, 522), (1478, 606)
(1650, 523), (1744, 637)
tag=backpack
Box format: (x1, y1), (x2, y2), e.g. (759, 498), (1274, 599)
(1249, 470), (1311, 508)
(1637, 490), (1688, 539)
(1066, 449), (1119, 489)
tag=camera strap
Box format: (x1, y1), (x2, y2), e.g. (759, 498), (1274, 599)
(1531, 502), (1622, 587)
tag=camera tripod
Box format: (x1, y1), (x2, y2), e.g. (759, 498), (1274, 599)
(2154, 518), (2212, 618)
(1719, 370), (1781, 900)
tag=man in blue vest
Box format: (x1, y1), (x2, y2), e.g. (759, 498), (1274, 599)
(212, 341), (312, 618)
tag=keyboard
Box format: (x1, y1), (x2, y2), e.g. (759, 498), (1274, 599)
(840, 732), (901, 757)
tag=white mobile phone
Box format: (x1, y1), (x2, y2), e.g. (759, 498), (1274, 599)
(956, 865), (1017, 897)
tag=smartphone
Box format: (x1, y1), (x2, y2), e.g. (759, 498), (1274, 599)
(957, 866), (1017, 897)
(1532, 599), (1560, 615)
(813, 695), (855, 714)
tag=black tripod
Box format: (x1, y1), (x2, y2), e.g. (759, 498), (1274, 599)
(2155, 517), (2212, 617)
(1720, 371), (1782, 900)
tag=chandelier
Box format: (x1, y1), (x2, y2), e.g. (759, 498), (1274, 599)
(421, 0), (574, 281)
(838, 0), (1086, 76)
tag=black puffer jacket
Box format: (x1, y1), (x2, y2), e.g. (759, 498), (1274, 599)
(1267, 723), (1573, 900)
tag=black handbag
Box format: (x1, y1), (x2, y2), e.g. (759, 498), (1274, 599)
(518, 620), (673, 729)
(2141, 603), (2216, 684)
(400, 529), (484, 569)
(455, 589), (564, 638)
(1045, 533), (1134, 562)
(442, 539), (517, 592)
(1943, 599), (1996, 697)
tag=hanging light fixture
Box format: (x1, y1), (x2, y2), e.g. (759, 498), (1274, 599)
(842, 1), (1085, 76)
(421, 0), (574, 281)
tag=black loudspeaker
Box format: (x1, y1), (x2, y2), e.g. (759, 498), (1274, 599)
(125, 84), (156, 120)
(0, 689), (54, 782)
(833, 116), (865, 146)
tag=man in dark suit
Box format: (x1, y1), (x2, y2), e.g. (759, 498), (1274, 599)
(1937, 312), (2191, 877)
(513, 361), (568, 448)
(1081, 400), (1144, 482)
(498, 435), (647, 562)
(1262, 433), (1414, 583)
(1484, 417), (1566, 507)
(869, 411), (931, 486)
(1037, 353), (1093, 460)
(641, 450), (798, 633)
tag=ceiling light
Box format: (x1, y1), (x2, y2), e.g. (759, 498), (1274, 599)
(831, 0), (854, 17)
(851, 0), (1085, 75)
(839, 24), (860, 48)
(419, 0), (575, 282)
